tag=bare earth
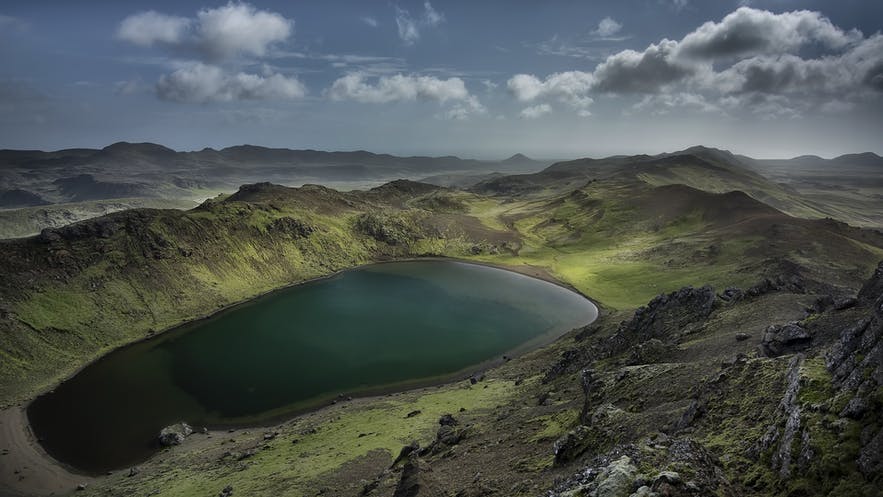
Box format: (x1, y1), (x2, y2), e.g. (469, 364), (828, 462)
(0, 407), (91, 497)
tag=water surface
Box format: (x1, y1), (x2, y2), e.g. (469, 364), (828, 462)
(28, 260), (597, 473)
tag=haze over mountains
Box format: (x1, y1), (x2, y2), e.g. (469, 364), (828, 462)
(1, 143), (881, 238)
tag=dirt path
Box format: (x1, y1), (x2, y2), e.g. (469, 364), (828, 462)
(0, 407), (91, 497)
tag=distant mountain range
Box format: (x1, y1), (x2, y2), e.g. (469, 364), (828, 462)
(0, 142), (550, 208)
(1, 142), (881, 238)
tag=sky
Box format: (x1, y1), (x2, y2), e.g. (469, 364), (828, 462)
(1, 0), (882, 159)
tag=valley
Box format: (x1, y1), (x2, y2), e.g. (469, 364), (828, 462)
(0, 145), (881, 496)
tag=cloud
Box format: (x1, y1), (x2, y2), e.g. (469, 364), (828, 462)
(669, 0), (688, 11)
(394, 2), (445, 45)
(593, 17), (622, 38)
(328, 73), (469, 103)
(328, 73), (484, 118)
(395, 7), (420, 45)
(676, 7), (861, 60)
(508, 71), (595, 114)
(519, 104), (552, 119)
(117, 11), (191, 47)
(117, 2), (292, 60)
(423, 2), (445, 26)
(591, 40), (693, 94)
(362, 16), (379, 28)
(507, 7), (883, 118)
(114, 79), (144, 95)
(156, 63), (306, 103)
(196, 2), (292, 59)
(439, 96), (486, 120)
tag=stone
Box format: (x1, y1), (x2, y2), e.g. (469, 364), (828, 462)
(760, 323), (811, 357)
(158, 422), (193, 446)
(438, 414), (458, 426)
(594, 456), (637, 497)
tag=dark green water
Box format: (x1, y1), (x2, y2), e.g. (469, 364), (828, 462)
(28, 260), (597, 473)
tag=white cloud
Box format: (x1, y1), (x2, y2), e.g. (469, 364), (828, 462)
(196, 2), (292, 59)
(676, 7), (861, 60)
(328, 73), (484, 119)
(395, 7), (420, 45)
(593, 17), (622, 38)
(591, 39), (693, 94)
(116, 11), (191, 47)
(328, 73), (468, 103)
(117, 2), (293, 60)
(507, 71), (595, 113)
(423, 2), (445, 26)
(156, 63), (306, 103)
(393, 2), (445, 45)
(519, 104), (552, 119)
(362, 16), (379, 28)
(507, 7), (883, 118)
(439, 96), (486, 120)
(114, 79), (143, 95)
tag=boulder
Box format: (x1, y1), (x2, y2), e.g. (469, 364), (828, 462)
(760, 323), (811, 357)
(158, 422), (193, 446)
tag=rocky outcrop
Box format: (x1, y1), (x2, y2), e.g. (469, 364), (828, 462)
(760, 322), (812, 357)
(600, 286), (716, 360)
(393, 453), (443, 497)
(547, 439), (734, 497)
(825, 260), (883, 478)
(158, 422), (193, 446)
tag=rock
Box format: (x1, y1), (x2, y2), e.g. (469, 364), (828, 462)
(833, 297), (857, 310)
(438, 414), (458, 426)
(600, 285), (716, 359)
(674, 398), (705, 432)
(735, 332), (750, 341)
(392, 441), (420, 466)
(158, 422), (193, 446)
(754, 355), (804, 478)
(760, 323), (811, 357)
(553, 425), (593, 465)
(747, 271), (806, 297)
(593, 456), (637, 497)
(652, 471), (681, 486)
(718, 287), (744, 303)
(393, 453), (443, 497)
(127, 466), (140, 477)
(435, 425), (461, 446)
(219, 484), (234, 497)
(268, 217), (313, 238)
(76, 483), (87, 491)
(405, 410), (422, 418)
(630, 485), (654, 497)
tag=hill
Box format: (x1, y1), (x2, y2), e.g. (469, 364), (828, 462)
(1, 148), (882, 497)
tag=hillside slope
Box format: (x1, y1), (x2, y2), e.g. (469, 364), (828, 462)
(0, 165), (881, 497)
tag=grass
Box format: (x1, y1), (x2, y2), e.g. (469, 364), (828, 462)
(98, 379), (516, 497)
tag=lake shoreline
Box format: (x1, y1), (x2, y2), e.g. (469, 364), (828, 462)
(2, 256), (599, 495)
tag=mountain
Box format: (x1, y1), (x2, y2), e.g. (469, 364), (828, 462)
(1, 147), (882, 496)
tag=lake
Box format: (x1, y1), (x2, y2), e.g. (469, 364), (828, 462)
(28, 260), (597, 473)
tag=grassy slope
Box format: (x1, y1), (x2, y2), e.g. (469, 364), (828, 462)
(1, 166), (882, 496)
(0, 198), (199, 239)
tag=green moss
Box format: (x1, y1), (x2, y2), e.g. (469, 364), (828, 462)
(529, 408), (580, 442)
(93, 380), (516, 496)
